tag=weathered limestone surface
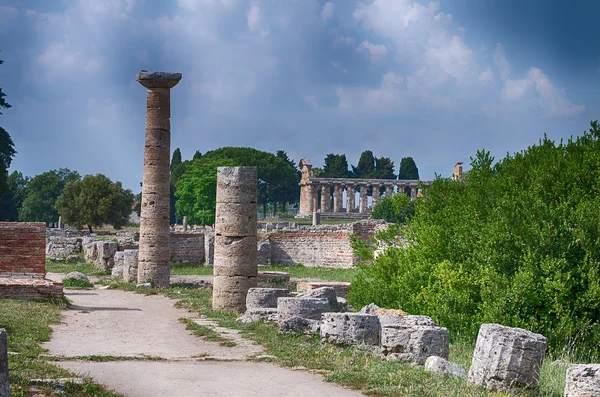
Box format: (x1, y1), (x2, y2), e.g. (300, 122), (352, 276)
(0, 329), (8, 397)
(564, 364), (600, 397)
(212, 167), (258, 312)
(425, 356), (467, 379)
(64, 271), (90, 284)
(296, 281), (351, 298)
(467, 324), (547, 391)
(246, 288), (292, 310)
(278, 297), (333, 321)
(111, 251), (125, 278)
(256, 241), (271, 266)
(298, 287), (339, 311)
(137, 70), (181, 289)
(94, 242), (118, 271)
(122, 249), (139, 283)
(204, 231), (215, 265)
(320, 185), (330, 212)
(320, 313), (380, 346)
(46, 236), (82, 257)
(380, 325), (450, 365)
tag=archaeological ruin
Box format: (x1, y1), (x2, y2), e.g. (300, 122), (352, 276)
(297, 158), (433, 218)
(136, 70), (182, 288)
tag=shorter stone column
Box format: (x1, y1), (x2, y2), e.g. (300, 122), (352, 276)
(410, 186), (418, 200)
(312, 212), (321, 226)
(346, 185), (355, 213)
(332, 184), (343, 214)
(213, 167), (258, 313)
(58, 216), (63, 229)
(565, 364), (600, 397)
(385, 185), (394, 198)
(359, 185), (368, 214)
(0, 328), (8, 397)
(320, 184), (331, 212)
(311, 184), (318, 214)
(183, 216), (188, 232)
(372, 184), (381, 208)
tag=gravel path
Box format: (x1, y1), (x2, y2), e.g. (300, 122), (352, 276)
(43, 287), (363, 397)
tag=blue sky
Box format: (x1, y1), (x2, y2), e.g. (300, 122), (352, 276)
(0, 0), (598, 191)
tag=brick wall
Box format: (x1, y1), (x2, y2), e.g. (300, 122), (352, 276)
(267, 220), (386, 268)
(170, 233), (205, 264)
(0, 222), (47, 278)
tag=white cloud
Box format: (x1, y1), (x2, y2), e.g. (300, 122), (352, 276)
(357, 40), (389, 62)
(502, 79), (531, 100)
(178, 0), (236, 10)
(333, 35), (354, 47)
(493, 43), (511, 80)
(528, 67), (585, 116)
(425, 34), (473, 81)
(321, 2), (334, 21)
(479, 67), (493, 82)
(247, 5), (261, 31)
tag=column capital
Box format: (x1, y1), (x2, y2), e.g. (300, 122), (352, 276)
(137, 71), (182, 89)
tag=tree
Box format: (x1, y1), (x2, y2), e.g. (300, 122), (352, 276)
(19, 169), (80, 224)
(0, 58), (15, 198)
(311, 167), (324, 177)
(373, 156), (396, 179)
(56, 174), (134, 232)
(398, 157), (419, 180)
(371, 193), (415, 224)
(323, 154), (350, 178)
(0, 171), (28, 221)
(351, 150), (375, 178)
(274, 150), (300, 214)
(171, 148), (182, 171)
(192, 150), (202, 160)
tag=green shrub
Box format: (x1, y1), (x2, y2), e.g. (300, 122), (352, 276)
(371, 193), (415, 224)
(349, 121), (600, 358)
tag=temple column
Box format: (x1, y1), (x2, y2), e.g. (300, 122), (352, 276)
(333, 184), (343, 214)
(385, 184), (394, 198)
(312, 184), (319, 212)
(346, 184), (355, 213)
(411, 185), (418, 200)
(136, 70), (182, 288)
(320, 184), (331, 212)
(372, 184), (381, 208)
(359, 184), (368, 214)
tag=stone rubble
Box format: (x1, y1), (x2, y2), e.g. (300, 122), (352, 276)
(564, 364), (600, 397)
(111, 251), (126, 278)
(320, 313), (380, 347)
(63, 271), (90, 284)
(380, 323), (450, 365)
(94, 242), (118, 271)
(424, 356), (467, 379)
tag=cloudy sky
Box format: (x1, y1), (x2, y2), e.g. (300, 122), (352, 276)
(1, 0), (598, 191)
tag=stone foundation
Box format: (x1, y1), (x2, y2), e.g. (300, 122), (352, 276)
(0, 278), (64, 300)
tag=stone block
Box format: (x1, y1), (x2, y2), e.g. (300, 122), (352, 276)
(467, 323), (547, 391)
(279, 316), (321, 334)
(0, 329), (8, 397)
(257, 240), (271, 266)
(122, 249), (139, 283)
(213, 235), (257, 277)
(236, 308), (279, 324)
(214, 203), (257, 237)
(246, 288), (292, 309)
(296, 281), (351, 298)
(381, 325), (450, 365)
(63, 271), (90, 284)
(378, 313), (434, 328)
(277, 297), (332, 322)
(320, 313), (380, 346)
(112, 251), (126, 278)
(425, 356), (467, 379)
(565, 364), (600, 397)
(216, 167), (258, 203)
(212, 275), (257, 313)
(83, 242), (98, 262)
(298, 286), (339, 311)
(94, 242), (118, 271)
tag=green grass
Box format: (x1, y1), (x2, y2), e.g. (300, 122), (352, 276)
(179, 317), (237, 347)
(62, 278), (94, 289)
(0, 298), (124, 397)
(157, 287), (568, 397)
(170, 264), (358, 282)
(45, 256), (110, 277)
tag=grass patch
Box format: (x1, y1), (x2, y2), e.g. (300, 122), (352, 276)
(45, 257), (110, 277)
(0, 298), (124, 397)
(179, 317), (237, 347)
(158, 287), (568, 397)
(170, 264), (358, 282)
(63, 278), (94, 289)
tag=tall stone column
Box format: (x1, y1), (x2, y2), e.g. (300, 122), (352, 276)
(385, 185), (394, 198)
(137, 71), (182, 288)
(320, 184), (330, 212)
(312, 184), (319, 213)
(304, 184), (315, 214)
(333, 184), (343, 213)
(359, 185), (368, 214)
(372, 184), (381, 208)
(346, 185), (355, 213)
(183, 216), (188, 232)
(213, 167), (258, 312)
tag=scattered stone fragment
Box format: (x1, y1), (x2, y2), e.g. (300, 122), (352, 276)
(380, 324), (450, 365)
(425, 356), (467, 379)
(320, 313), (380, 346)
(63, 271), (90, 284)
(358, 303), (380, 314)
(297, 287), (339, 310)
(236, 308), (279, 324)
(94, 242), (118, 271)
(136, 283), (152, 289)
(122, 249), (139, 283)
(278, 297), (333, 321)
(279, 316), (321, 334)
(111, 251), (126, 278)
(564, 364), (600, 397)
(246, 288), (292, 310)
(467, 323), (547, 392)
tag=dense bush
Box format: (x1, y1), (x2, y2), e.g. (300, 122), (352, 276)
(371, 193), (415, 224)
(350, 121), (600, 357)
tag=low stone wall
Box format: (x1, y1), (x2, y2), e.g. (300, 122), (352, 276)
(170, 233), (205, 264)
(0, 222), (47, 278)
(0, 278), (63, 299)
(267, 220), (386, 268)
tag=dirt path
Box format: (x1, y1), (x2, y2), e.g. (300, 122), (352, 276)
(43, 287), (363, 397)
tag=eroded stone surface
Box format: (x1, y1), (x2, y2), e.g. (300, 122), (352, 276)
(320, 313), (380, 346)
(565, 364), (600, 397)
(278, 297), (334, 322)
(246, 288), (292, 310)
(94, 242), (117, 271)
(122, 249), (139, 283)
(380, 325), (450, 365)
(279, 316), (321, 334)
(112, 251), (125, 278)
(424, 356), (467, 379)
(467, 323), (547, 392)
(298, 286), (339, 311)
(213, 275), (257, 313)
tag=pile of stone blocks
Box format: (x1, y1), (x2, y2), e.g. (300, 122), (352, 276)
(83, 241), (118, 271)
(237, 287), (292, 324)
(46, 236), (83, 258)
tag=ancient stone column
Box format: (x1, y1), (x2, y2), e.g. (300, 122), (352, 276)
(297, 158), (314, 217)
(410, 186), (418, 200)
(346, 185), (355, 213)
(58, 216), (63, 229)
(372, 184), (381, 208)
(137, 71), (182, 288)
(0, 328), (8, 397)
(312, 212), (321, 226)
(311, 184), (319, 213)
(385, 185), (394, 198)
(333, 184), (343, 214)
(183, 216), (188, 232)
(320, 184), (330, 212)
(359, 185), (368, 214)
(213, 166), (258, 313)
(304, 184), (315, 214)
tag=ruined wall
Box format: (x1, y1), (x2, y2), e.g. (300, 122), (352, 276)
(267, 220), (386, 268)
(170, 233), (205, 264)
(0, 222), (46, 278)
